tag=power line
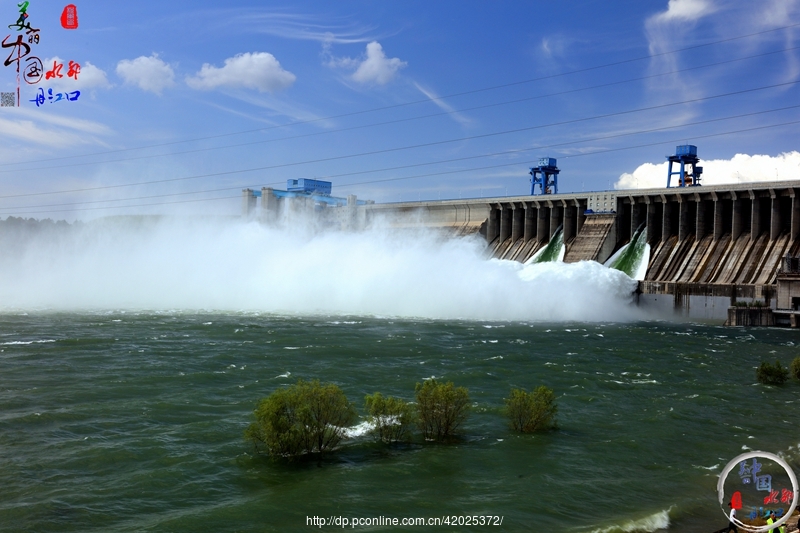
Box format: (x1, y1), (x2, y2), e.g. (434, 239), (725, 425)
(3, 44), (796, 175)
(2, 103), (798, 211)
(3, 194), (242, 215)
(340, 119), (800, 190)
(1, 21), (797, 168)
(0, 78), (795, 201)
(6, 115), (800, 215)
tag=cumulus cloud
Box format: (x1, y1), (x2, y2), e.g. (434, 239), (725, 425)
(615, 151), (800, 189)
(352, 42), (406, 85)
(186, 52), (296, 93)
(116, 54), (175, 95)
(650, 0), (716, 22)
(41, 57), (111, 91)
(327, 41), (406, 85)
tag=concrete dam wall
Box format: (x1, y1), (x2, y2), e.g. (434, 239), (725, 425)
(360, 181), (800, 321)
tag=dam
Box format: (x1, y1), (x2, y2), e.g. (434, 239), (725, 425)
(360, 180), (800, 322)
(243, 175), (800, 323)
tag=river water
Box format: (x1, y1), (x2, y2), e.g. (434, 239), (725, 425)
(1, 219), (799, 532)
(2, 313), (800, 533)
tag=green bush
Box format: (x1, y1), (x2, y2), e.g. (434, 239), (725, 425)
(505, 386), (558, 433)
(791, 357), (800, 380)
(756, 360), (789, 386)
(364, 392), (414, 443)
(415, 379), (470, 441)
(245, 379), (357, 458)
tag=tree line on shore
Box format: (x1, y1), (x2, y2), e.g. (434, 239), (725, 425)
(245, 379), (557, 460)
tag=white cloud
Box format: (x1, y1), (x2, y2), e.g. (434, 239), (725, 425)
(352, 42), (406, 85)
(116, 54), (175, 95)
(230, 11), (376, 44)
(327, 41), (406, 86)
(186, 52), (296, 93)
(651, 0), (716, 22)
(539, 36), (575, 60)
(413, 82), (471, 127)
(615, 151), (800, 189)
(0, 107), (112, 148)
(17, 107), (112, 136)
(644, 1), (718, 102)
(541, 38), (553, 57)
(0, 117), (85, 147)
(41, 57), (111, 92)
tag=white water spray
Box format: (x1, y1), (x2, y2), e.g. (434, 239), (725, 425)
(0, 217), (640, 321)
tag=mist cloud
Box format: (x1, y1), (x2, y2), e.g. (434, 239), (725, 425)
(0, 217), (638, 322)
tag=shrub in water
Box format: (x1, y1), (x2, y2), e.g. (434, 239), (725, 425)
(245, 379), (357, 458)
(364, 392), (414, 443)
(756, 360), (789, 386)
(505, 386), (558, 433)
(415, 379), (470, 441)
(791, 357), (800, 381)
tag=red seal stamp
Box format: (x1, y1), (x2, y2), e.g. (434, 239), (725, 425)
(60, 4), (78, 29)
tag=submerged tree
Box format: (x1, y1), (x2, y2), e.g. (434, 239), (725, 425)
(245, 379), (357, 459)
(791, 357), (800, 381)
(364, 392), (414, 443)
(505, 386), (558, 433)
(415, 379), (470, 441)
(756, 360), (789, 386)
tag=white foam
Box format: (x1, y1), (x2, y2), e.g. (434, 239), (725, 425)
(588, 508), (671, 533)
(2, 339), (56, 345)
(341, 420), (376, 439)
(693, 463), (720, 471)
(0, 218), (640, 321)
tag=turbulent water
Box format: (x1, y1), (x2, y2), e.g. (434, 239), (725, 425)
(2, 314), (800, 533)
(2, 218), (799, 532)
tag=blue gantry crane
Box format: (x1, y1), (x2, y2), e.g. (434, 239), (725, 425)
(666, 145), (703, 188)
(530, 157), (560, 195)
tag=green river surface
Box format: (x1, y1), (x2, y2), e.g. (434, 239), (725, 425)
(2, 312), (800, 533)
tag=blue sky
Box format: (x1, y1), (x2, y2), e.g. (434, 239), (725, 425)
(1, 0), (799, 219)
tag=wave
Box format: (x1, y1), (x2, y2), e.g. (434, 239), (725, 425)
(587, 508), (671, 533)
(1, 339), (56, 345)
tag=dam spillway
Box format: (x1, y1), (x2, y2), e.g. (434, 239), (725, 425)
(357, 180), (800, 321)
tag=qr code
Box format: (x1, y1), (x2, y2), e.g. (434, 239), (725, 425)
(0, 92), (15, 107)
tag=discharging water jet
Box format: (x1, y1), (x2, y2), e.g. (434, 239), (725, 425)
(604, 225), (650, 281)
(525, 225), (565, 264)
